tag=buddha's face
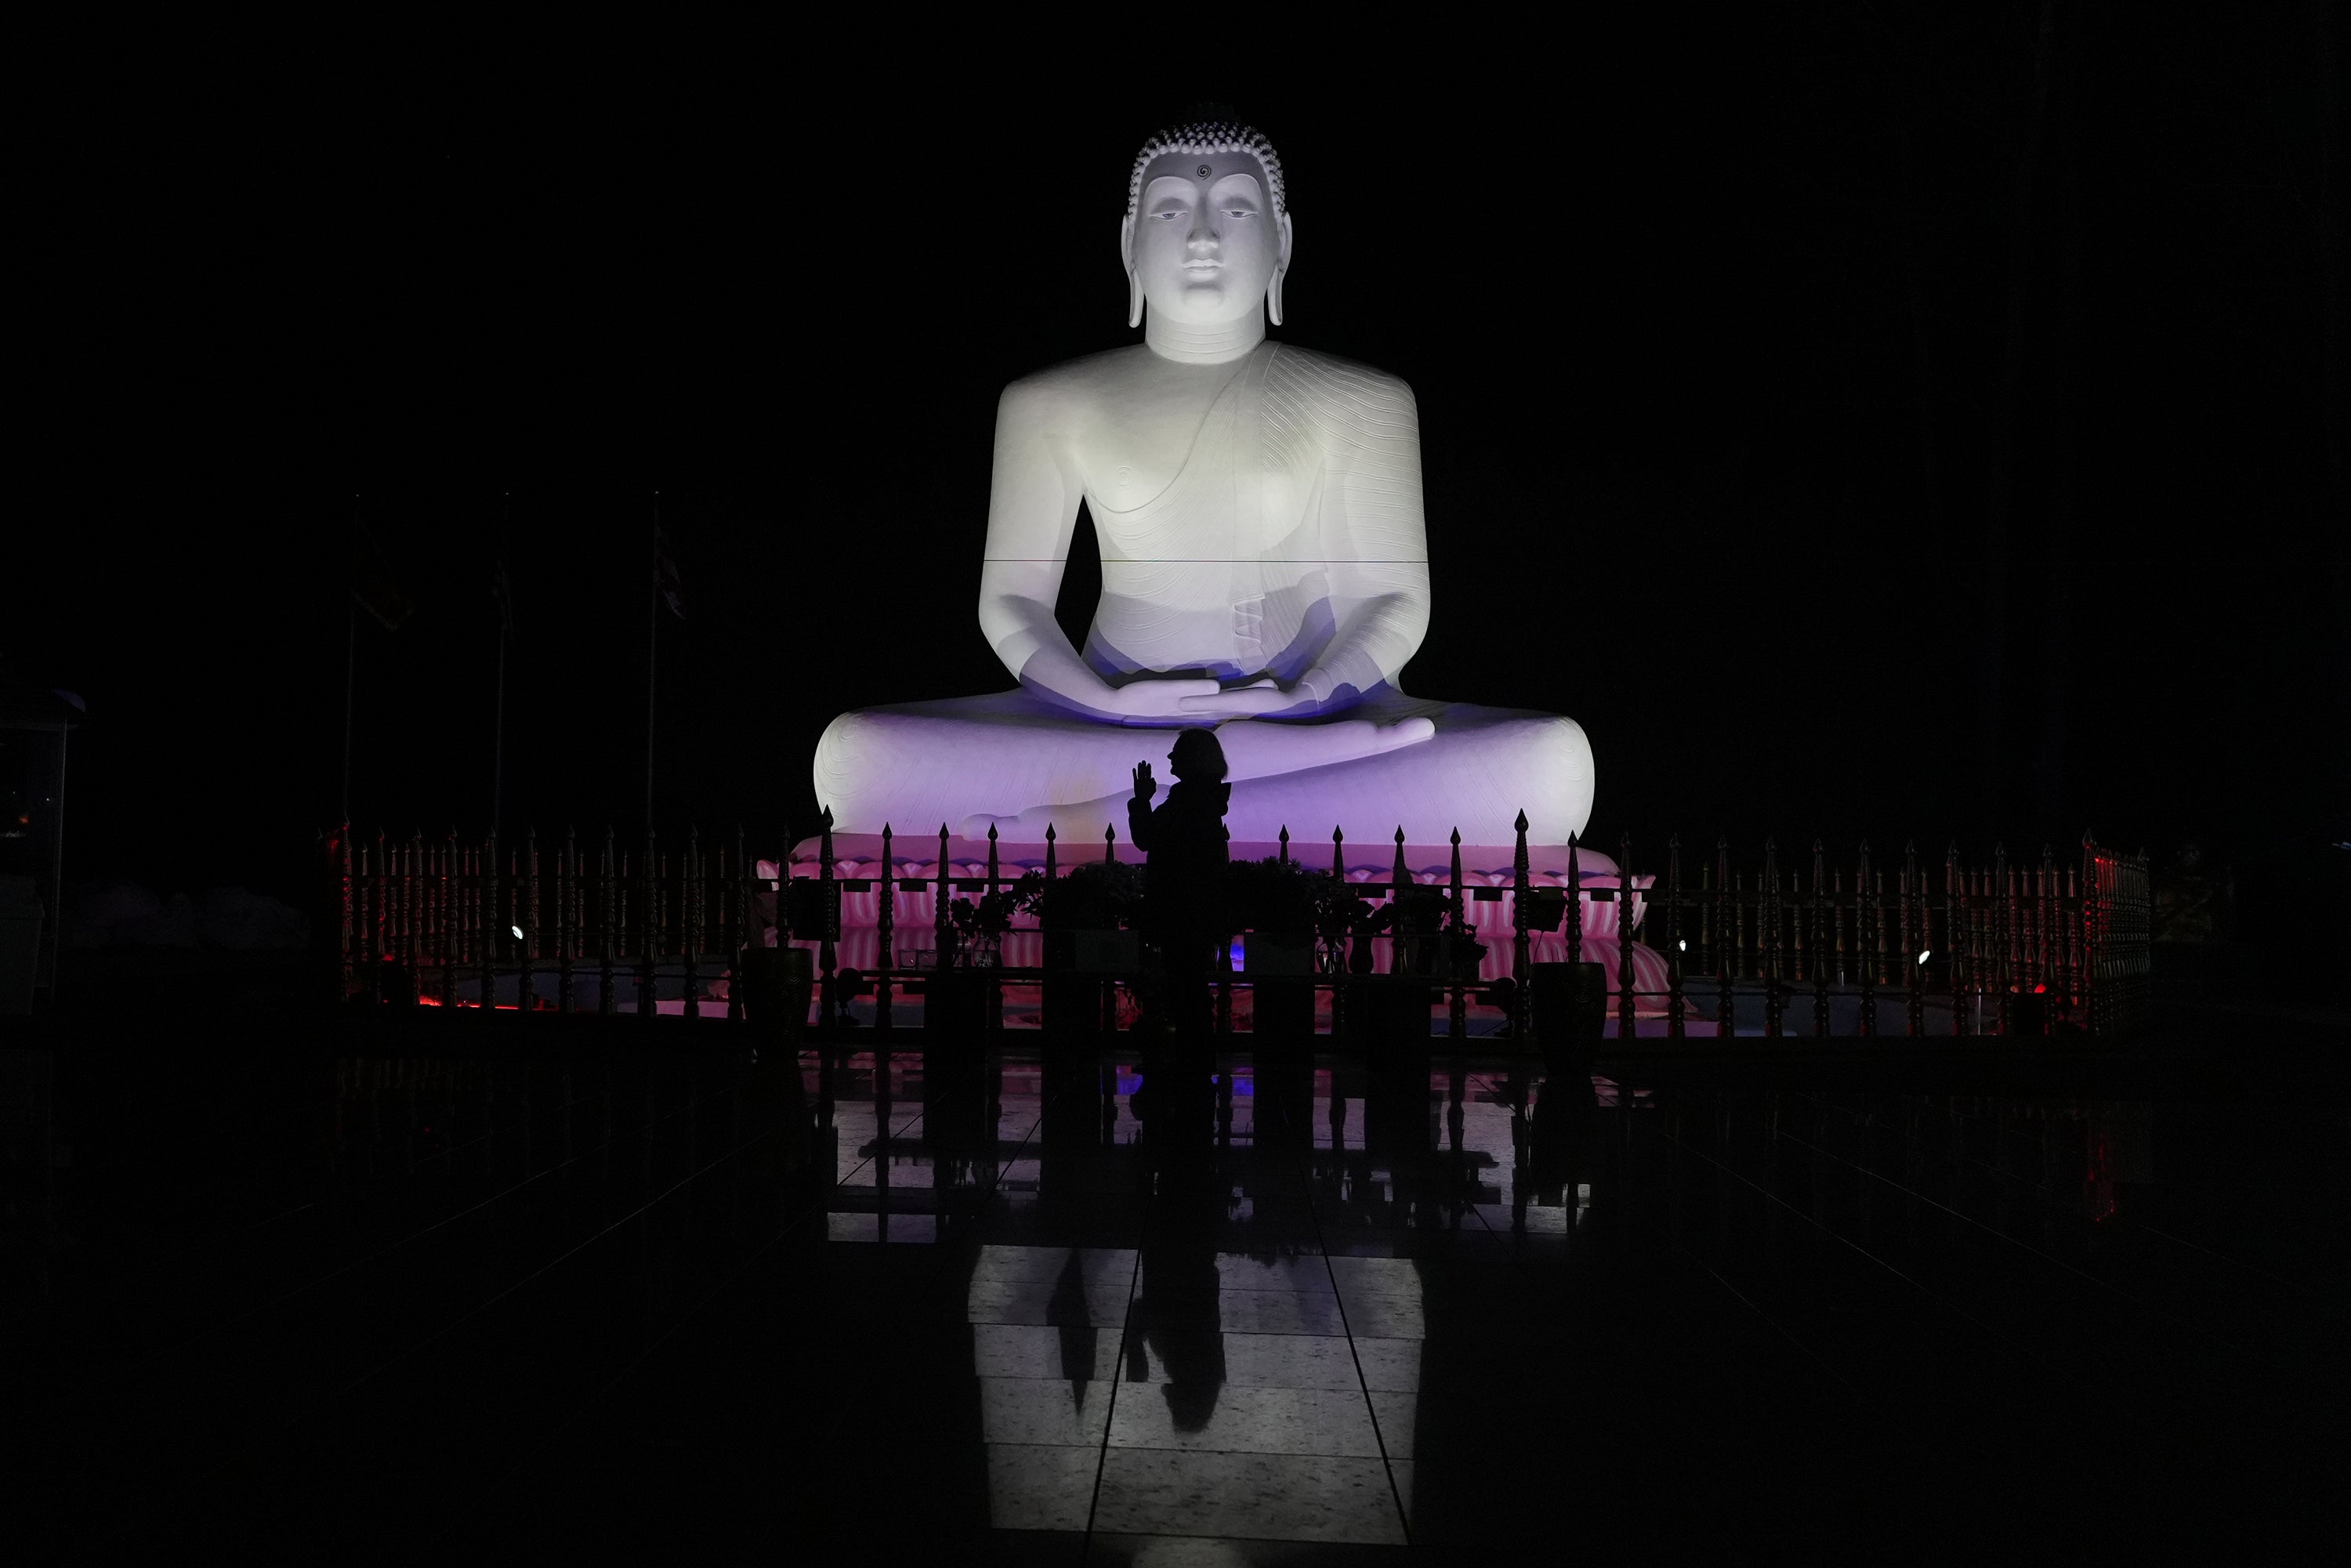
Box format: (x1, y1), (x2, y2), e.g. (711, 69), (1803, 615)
(1125, 151), (1290, 327)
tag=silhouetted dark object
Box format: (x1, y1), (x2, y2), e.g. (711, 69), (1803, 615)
(825, 966), (872, 1025)
(1225, 855), (1315, 1041)
(1523, 1067), (1596, 1212)
(1, 678), (77, 1005)
(1531, 961), (1607, 1073)
(783, 876), (839, 944)
(1128, 728), (1230, 1041)
(735, 942), (812, 1044)
(1484, 975), (1520, 1037)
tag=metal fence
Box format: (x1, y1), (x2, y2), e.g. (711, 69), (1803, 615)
(329, 812), (2150, 1042)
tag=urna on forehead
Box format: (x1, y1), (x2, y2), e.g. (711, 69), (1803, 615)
(1125, 121), (1288, 215)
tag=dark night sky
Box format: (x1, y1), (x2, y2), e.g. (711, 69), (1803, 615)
(15, 9), (2346, 931)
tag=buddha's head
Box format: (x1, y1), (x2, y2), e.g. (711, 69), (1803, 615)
(1122, 119), (1295, 331)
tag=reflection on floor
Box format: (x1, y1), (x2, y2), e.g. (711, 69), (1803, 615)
(3, 1037), (2342, 1561)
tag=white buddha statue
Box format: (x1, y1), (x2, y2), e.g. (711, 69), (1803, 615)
(814, 119), (1593, 849)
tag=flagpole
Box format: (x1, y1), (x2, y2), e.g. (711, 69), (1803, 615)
(491, 494), (513, 842)
(340, 492), (359, 830)
(491, 588), (507, 842)
(645, 492), (661, 839)
(340, 599), (356, 830)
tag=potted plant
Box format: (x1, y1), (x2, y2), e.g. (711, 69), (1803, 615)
(1228, 857), (1321, 1042)
(925, 876), (1031, 1037)
(1037, 860), (1143, 1034)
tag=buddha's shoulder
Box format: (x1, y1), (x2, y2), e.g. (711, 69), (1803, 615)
(997, 346), (1154, 411)
(1265, 343), (1419, 430)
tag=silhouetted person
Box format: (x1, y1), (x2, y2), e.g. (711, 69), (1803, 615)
(1128, 728), (1230, 1042)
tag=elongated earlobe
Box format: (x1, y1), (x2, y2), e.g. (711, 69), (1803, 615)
(1269, 211), (1295, 328)
(1121, 213), (1143, 329)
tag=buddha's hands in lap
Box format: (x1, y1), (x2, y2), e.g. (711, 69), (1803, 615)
(1213, 715), (1435, 777)
(1172, 677), (1306, 721)
(1088, 676), (1226, 724)
(1091, 675), (1299, 725)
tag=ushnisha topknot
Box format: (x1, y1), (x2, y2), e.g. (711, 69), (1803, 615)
(1126, 121), (1287, 217)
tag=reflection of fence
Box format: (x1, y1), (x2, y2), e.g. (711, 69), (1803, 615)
(331, 813), (2150, 1041)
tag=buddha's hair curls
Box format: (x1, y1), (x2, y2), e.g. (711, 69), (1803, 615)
(1126, 120), (1287, 217)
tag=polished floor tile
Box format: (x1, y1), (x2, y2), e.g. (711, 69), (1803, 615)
(1212, 1254), (1337, 1293)
(1086, 1531), (1410, 1564)
(1342, 1338), (1425, 1395)
(1364, 1391), (1416, 1458)
(1126, 1331), (1367, 1392)
(974, 1322), (1127, 1382)
(1092, 1449), (1407, 1545)
(1212, 1291), (1352, 1337)
(982, 1375), (1118, 1446)
(967, 1277), (1136, 1327)
(1107, 1383), (1383, 1458)
(984, 1441), (1102, 1532)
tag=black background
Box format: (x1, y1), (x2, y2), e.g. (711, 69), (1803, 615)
(16, 9), (2346, 940)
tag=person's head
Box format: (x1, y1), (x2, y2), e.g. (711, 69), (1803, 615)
(1121, 118), (1294, 330)
(1168, 726), (1228, 782)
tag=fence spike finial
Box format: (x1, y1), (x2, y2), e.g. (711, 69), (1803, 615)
(1616, 830), (1636, 1038)
(937, 823), (955, 957)
(1565, 831), (1582, 968)
(1510, 813), (1532, 1036)
(875, 823), (896, 1031)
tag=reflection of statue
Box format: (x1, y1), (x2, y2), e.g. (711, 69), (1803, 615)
(816, 119), (1593, 847)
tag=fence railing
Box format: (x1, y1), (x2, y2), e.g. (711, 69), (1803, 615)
(327, 814), (2150, 1041)
(330, 824), (764, 1019)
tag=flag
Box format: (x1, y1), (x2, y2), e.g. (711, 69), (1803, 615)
(350, 522), (414, 631)
(491, 562), (520, 639)
(654, 531), (685, 619)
